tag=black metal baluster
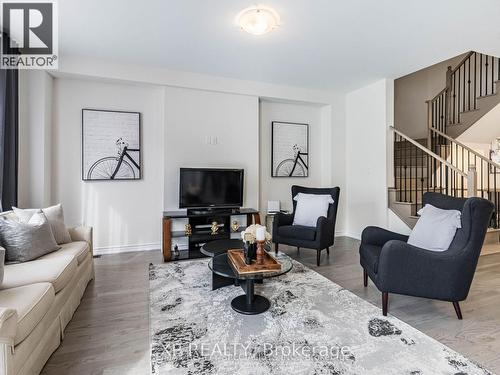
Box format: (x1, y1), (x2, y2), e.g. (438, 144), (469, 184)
(474, 52), (477, 109)
(462, 65), (466, 112)
(492, 55), (495, 94)
(479, 53), (483, 96)
(409, 140), (412, 203)
(458, 67), (461, 123)
(404, 138), (407, 202)
(485, 55), (489, 95)
(468, 57), (471, 111)
(453, 72), (456, 123)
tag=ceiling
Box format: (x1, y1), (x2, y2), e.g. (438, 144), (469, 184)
(59, 0), (500, 92)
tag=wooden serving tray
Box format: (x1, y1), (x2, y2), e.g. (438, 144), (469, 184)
(227, 249), (282, 275)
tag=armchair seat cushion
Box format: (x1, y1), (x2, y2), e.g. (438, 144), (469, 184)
(277, 225), (316, 241)
(360, 243), (383, 274)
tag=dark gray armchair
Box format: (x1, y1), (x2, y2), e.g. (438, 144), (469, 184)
(360, 192), (494, 319)
(273, 185), (340, 266)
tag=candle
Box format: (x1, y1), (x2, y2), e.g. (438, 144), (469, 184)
(256, 226), (266, 241)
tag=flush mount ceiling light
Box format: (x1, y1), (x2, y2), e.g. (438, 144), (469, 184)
(236, 5), (280, 36)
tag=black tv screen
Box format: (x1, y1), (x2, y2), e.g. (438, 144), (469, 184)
(179, 168), (244, 208)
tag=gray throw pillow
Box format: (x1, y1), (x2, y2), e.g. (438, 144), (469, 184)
(0, 211), (60, 263)
(13, 203), (72, 244)
(0, 247), (4, 285)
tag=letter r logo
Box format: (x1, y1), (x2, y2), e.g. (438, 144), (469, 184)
(2, 2), (53, 55)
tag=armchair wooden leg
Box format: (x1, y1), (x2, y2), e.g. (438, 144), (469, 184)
(274, 243), (278, 255)
(326, 247), (330, 255)
(363, 269), (368, 287)
(316, 250), (321, 266)
(382, 292), (389, 316)
(452, 301), (463, 320)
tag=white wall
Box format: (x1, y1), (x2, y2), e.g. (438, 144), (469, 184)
(259, 100), (331, 212)
(52, 78), (165, 252)
(18, 71), (53, 208)
(458, 102), (500, 144)
(346, 79), (393, 238)
(18, 58), (350, 253)
(163, 87), (259, 210)
(394, 53), (466, 139)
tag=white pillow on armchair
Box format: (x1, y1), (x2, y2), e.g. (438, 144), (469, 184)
(407, 204), (462, 252)
(292, 193), (334, 227)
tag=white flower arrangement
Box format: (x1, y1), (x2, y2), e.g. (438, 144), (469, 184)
(241, 224), (272, 244)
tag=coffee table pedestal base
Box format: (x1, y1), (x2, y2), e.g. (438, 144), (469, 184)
(231, 295), (270, 315)
(230, 279), (270, 315)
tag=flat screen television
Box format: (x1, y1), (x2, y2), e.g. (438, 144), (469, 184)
(179, 168), (244, 209)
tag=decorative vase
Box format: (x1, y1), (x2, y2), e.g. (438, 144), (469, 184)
(243, 241), (252, 265)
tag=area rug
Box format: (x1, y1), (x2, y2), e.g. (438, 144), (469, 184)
(149, 259), (492, 375)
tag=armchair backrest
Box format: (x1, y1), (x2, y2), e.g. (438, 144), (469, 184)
(422, 192), (494, 300)
(291, 185), (340, 223)
(422, 192), (494, 255)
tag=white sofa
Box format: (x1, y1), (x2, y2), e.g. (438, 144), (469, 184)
(0, 212), (94, 375)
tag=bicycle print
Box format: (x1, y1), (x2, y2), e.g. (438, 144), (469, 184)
(271, 121), (309, 177)
(82, 109), (141, 181)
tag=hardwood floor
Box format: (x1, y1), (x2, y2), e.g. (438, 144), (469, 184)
(42, 237), (500, 374)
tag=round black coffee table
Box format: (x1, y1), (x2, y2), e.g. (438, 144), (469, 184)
(201, 239), (271, 257)
(201, 239), (244, 257)
(208, 252), (293, 315)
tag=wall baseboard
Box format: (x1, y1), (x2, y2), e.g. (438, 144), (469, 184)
(344, 231), (361, 240)
(94, 242), (161, 256)
(335, 230), (348, 237)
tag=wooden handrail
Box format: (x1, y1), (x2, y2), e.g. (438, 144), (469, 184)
(430, 87), (447, 102)
(391, 126), (468, 177)
(430, 127), (500, 170)
(450, 51), (475, 75)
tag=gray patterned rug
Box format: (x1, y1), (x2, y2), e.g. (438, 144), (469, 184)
(149, 259), (492, 375)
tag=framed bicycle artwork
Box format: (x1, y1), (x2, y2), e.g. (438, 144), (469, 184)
(271, 121), (309, 177)
(82, 109), (141, 181)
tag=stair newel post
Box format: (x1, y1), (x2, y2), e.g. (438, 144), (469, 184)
(445, 66), (453, 129)
(467, 165), (478, 198)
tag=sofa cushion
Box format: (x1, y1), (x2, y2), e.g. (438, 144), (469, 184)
(1, 256), (77, 293)
(360, 243), (383, 274)
(13, 204), (72, 245)
(0, 282), (54, 345)
(0, 247), (4, 286)
(277, 225), (316, 241)
(0, 211), (60, 263)
(39, 241), (90, 265)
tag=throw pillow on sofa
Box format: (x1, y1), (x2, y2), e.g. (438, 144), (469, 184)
(13, 203), (72, 244)
(0, 247), (4, 285)
(293, 193), (334, 227)
(0, 211), (60, 263)
(407, 204), (462, 252)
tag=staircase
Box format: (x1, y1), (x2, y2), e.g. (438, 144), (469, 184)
(428, 51), (500, 138)
(389, 51), (500, 254)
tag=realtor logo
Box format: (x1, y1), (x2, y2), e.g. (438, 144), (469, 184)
(1, 1), (58, 69)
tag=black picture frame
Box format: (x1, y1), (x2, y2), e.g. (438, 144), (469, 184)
(81, 108), (142, 181)
(271, 121), (309, 177)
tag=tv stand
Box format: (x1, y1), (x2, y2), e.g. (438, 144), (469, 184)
(187, 207), (239, 216)
(162, 208), (260, 262)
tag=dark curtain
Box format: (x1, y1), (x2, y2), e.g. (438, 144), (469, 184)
(0, 65), (19, 212)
